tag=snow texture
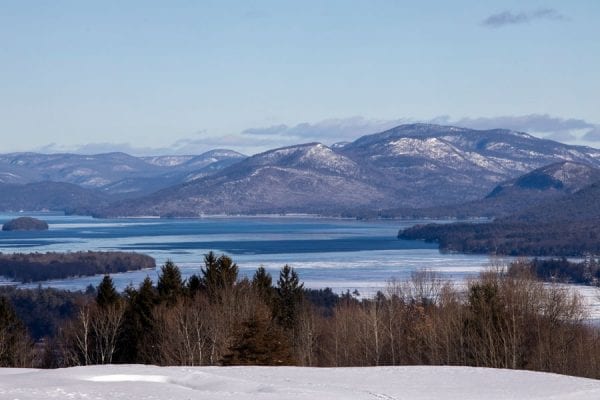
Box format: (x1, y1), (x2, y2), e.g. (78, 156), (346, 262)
(0, 365), (598, 399)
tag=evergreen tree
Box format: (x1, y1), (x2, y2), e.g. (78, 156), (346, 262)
(201, 252), (238, 300)
(275, 265), (304, 330)
(252, 266), (273, 306)
(221, 311), (294, 366)
(186, 274), (202, 297)
(96, 275), (119, 308)
(157, 261), (183, 306)
(0, 296), (31, 367)
(116, 277), (158, 363)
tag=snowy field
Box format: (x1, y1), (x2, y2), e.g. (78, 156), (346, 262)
(0, 365), (599, 399)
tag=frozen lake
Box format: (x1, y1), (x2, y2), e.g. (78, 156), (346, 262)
(0, 212), (494, 294)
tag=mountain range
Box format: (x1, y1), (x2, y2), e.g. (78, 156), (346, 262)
(0, 149), (246, 212)
(2, 123), (600, 217)
(95, 124), (600, 217)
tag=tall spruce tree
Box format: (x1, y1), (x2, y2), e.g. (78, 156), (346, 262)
(0, 296), (31, 367)
(221, 311), (294, 366)
(275, 265), (304, 331)
(186, 274), (202, 297)
(96, 275), (119, 308)
(201, 252), (238, 300)
(157, 261), (184, 306)
(252, 266), (273, 306)
(116, 277), (158, 363)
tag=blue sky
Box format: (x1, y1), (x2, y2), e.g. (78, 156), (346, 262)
(1, 0), (599, 155)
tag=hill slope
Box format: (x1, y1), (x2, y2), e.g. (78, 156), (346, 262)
(399, 178), (600, 256)
(100, 143), (390, 216)
(0, 365), (598, 400)
(0, 181), (110, 213)
(383, 161), (600, 219)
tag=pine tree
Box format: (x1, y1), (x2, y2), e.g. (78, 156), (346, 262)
(186, 274), (202, 297)
(96, 275), (119, 308)
(157, 260), (184, 306)
(221, 310), (294, 366)
(0, 296), (31, 367)
(116, 277), (158, 363)
(275, 265), (304, 331)
(252, 266), (273, 306)
(201, 252), (238, 300)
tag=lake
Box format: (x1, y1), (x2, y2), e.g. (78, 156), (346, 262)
(0, 212), (495, 295)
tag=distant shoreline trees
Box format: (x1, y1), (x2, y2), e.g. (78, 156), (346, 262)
(398, 220), (600, 257)
(0, 251), (155, 283)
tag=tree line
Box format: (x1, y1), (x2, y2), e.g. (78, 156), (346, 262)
(0, 251), (155, 283)
(398, 220), (600, 256)
(1, 254), (600, 379)
(507, 257), (600, 286)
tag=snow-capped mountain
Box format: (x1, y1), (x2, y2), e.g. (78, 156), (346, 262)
(5, 124), (600, 216)
(101, 143), (389, 216)
(0, 152), (159, 187)
(99, 124), (600, 217)
(338, 124), (600, 206)
(142, 149), (245, 170)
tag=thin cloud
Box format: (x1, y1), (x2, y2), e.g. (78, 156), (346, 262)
(432, 114), (599, 145)
(31, 114), (600, 156)
(544, 131), (578, 142)
(583, 127), (600, 142)
(438, 114), (594, 135)
(241, 117), (410, 142)
(482, 8), (567, 28)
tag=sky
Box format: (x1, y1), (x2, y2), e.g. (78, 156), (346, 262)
(0, 0), (599, 156)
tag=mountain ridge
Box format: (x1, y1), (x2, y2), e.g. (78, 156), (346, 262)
(3, 123), (600, 217)
(95, 124), (600, 217)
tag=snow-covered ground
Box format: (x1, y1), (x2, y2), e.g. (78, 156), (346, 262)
(0, 365), (598, 399)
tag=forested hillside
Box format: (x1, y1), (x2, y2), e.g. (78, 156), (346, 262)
(0, 256), (598, 380)
(399, 182), (600, 256)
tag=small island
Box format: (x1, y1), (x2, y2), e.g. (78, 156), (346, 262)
(2, 217), (49, 231)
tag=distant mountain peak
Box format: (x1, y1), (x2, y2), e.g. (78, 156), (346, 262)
(240, 142), (360, 177)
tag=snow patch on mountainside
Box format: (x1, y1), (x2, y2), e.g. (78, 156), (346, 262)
(142, 155), (196, 167)
(299, 144), (359, 174)
(386, 138), (501, 171)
